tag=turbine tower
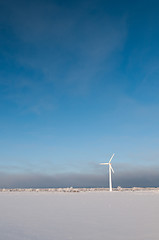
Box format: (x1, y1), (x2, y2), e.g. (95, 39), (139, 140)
(100, 153), (115, 192)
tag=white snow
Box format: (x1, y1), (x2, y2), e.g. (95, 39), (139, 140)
(0, 191), (158, 240)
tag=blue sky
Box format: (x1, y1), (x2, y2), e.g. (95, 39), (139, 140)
(0, 0), (159, 187)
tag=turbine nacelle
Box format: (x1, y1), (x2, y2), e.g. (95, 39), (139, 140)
(99, 162), (114, 173)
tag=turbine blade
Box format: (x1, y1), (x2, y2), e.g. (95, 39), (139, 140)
(110, 165), (114, 173)
(100, 163), (109, 165)
(109, 153), (115, 163)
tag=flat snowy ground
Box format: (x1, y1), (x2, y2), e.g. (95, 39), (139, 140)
(0, 191), (158, 240)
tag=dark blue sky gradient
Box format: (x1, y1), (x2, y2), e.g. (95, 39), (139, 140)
(0, 0), (159, 187)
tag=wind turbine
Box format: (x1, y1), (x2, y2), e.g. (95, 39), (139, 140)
(100, 153), (115, 192)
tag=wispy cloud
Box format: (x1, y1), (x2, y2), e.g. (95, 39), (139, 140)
(0, 0), (127, 112)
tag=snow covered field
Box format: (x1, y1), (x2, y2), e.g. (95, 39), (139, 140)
(0, 191), (158, 240)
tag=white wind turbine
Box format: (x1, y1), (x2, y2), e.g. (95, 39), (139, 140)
(100, 153), (115, 192)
